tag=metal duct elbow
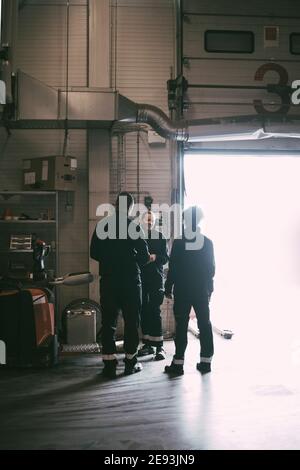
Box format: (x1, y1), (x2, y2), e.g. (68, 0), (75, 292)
(136, 104), (188, 141)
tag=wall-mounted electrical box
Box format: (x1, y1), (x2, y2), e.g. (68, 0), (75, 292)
(23, 156), (77, 191)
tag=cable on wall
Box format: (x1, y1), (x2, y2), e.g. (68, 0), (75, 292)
(62, 0), (70, 159)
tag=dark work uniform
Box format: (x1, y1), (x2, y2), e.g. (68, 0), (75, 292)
(165, 234), (215, 365)
(141, 229), (169, 347)
(90, 213), (150, 362)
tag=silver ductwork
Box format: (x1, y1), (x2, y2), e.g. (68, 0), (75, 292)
(135, 104), (187, 141)
(134, 104), (300, 142)
(3, 71), (141, 129)
(2, 71), (300, 141)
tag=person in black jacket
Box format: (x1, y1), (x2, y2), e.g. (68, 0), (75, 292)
(90, 192), (150, 378)
(164, 206), (215, 375)
(138, 211), (169, 360)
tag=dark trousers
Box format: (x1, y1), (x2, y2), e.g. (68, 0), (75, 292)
(173, 287), (214, 362)
(100, 277), (142, 359)
(141, 278), (164, 347)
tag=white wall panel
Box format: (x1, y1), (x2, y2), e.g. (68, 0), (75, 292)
(17, 4), (88, 87)
(110, 0), (175, 207)
(112, 5), (174, 94)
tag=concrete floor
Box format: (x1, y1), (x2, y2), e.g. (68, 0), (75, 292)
(0, 332), (300, 450)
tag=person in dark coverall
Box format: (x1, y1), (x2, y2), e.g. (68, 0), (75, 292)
(138, 211), (169, 360)
(164, 206), (215, 375)
(90, 192), (150, 378)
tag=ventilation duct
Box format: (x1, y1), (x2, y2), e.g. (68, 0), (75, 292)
(2, 71), (139, 129)
(1, 71), (300, 142)
(132, 104), (300, 142)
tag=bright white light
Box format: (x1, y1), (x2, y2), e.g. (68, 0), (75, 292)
(184, 153), (300, 366)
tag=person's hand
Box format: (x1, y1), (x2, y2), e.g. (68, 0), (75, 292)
(149, 254), (156, 262)
(165, 291), (173, 300)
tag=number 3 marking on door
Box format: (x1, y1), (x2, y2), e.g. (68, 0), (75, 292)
(254, 63), (290, 115)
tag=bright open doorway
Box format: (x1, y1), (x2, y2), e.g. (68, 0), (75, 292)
(184, 152), (300, 367)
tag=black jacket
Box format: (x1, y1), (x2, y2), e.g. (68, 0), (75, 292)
(90, 213), (150, 280)
(141, 229), (169, 282)
(165, 235), (215, 296)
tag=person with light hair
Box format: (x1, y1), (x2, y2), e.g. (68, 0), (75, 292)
(164, 206), (215, 375)
(138, 210), (169, 360)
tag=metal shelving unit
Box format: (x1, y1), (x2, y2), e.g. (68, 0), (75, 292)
(0, 191), (59, 278)
(0, 250), (34, 253)
(0, 220), (56, 223)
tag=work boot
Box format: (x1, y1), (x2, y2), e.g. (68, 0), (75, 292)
(164, 361), (184, 376)
(155, 346), (166, 361)
(102, 359), (118, 379)
(138, 344), (154, 357)
(196, 362), (211, 374)
(124, 357), (143, 375)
